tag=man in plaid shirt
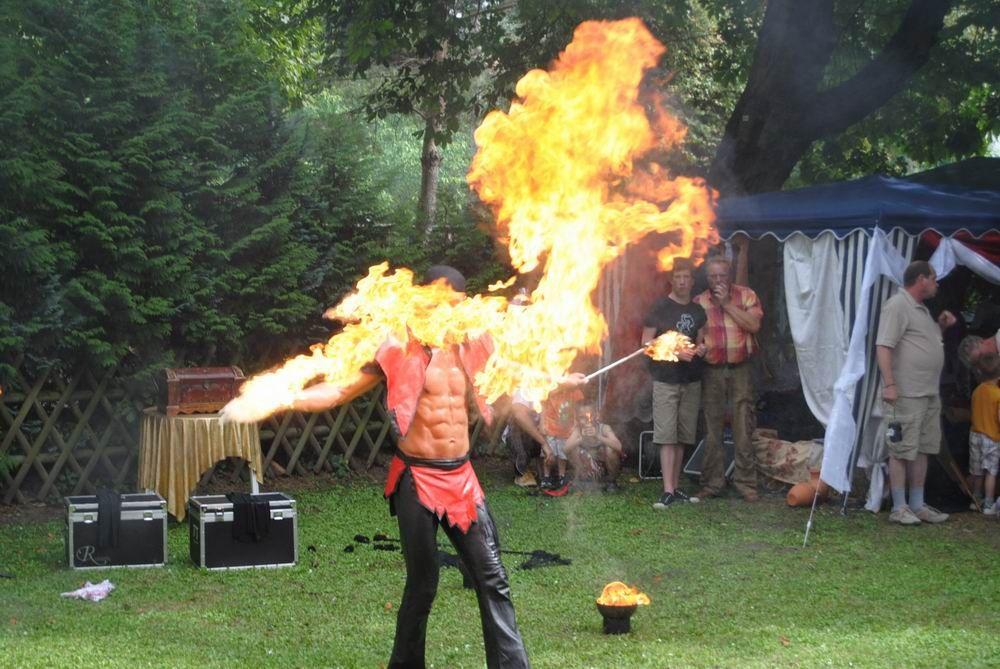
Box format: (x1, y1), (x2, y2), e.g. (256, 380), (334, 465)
(693, 255), (764, 502)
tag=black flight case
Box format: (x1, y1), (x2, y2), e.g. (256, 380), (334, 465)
(64, 492), (167, 570)
(188, 492), (298, 570)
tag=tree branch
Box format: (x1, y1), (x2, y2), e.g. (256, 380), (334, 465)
(805, 0), (952, 137)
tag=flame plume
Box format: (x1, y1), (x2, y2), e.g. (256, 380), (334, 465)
(597, 581), (651, 607)
(645, 331), (694, 362)
(468, 17), (716, 404)
(223, 18), (717, 421)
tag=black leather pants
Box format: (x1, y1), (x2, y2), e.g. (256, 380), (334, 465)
(388, 468), (530, 669)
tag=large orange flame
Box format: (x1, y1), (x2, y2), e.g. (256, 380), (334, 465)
(597, 581), (651, 607)
(222, 18), (717, 422)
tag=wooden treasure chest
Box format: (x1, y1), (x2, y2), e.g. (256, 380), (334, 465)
(158, 366), (245, 416)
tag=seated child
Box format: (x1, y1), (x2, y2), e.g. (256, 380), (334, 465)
(538, 386), (584, 490)
(565, 401), (623, 492)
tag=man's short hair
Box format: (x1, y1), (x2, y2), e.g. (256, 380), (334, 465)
(903, 261), (934, 287)
(704, 255), (731, 273)
(423, 265), (466, 292)
(975, 352), (1000, 380)
(670, 257), (695, 276)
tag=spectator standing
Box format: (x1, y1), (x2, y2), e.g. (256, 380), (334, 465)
(641, 258), (707, 508)
(875, 261), (958, 525)
(692, 255), (764, 502)
(969, 353), (1000, 515)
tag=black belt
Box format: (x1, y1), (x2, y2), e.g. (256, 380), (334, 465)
(396, 451), (470, 470)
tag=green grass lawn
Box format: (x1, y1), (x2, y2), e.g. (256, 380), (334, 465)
(2, 463), (999, 668)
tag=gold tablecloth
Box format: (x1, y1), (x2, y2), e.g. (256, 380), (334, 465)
(138, 408), (263, 520)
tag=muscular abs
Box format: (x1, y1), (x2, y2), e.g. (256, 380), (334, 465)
(398, 348), (470, 460)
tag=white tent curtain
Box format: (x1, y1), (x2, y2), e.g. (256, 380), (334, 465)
(930, 237), (1000, 285)
(782, 232), (846, 425)
(820, 229), (910, 494)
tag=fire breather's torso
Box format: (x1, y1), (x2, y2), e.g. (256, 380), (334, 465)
(398, 348), (471, 460)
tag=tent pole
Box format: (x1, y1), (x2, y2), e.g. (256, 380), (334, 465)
(802, 486), (821, 547)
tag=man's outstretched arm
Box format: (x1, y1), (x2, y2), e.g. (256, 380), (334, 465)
(222, 370), (382, 423)
(291, 372), (382, 413)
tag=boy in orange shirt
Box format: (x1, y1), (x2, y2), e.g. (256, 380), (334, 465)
(969, 353), (1000, 515)
(539, 387), (584, 490)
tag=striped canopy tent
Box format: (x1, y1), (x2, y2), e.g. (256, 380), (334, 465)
(712, 169), (1000, 503)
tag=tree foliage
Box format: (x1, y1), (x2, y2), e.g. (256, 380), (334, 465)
(791, 0), (1000, 186)
(0, 0), (387, 379)
(315, 0), (508, 235)
(488, 0), (996, 194)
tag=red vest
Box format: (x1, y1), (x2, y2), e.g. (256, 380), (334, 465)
(374, 334), (494, 436)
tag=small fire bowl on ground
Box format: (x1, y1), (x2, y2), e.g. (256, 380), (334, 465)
(596, 602), (638, 634)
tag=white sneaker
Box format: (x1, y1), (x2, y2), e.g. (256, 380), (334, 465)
(986, 501), (1000, 517)
(888, 505), (921, 525)
(913, 504), (949, 524)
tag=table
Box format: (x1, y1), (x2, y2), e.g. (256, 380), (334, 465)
(137, 408), (263, 520)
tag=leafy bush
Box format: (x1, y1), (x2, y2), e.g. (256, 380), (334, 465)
(0, 0), (389, 381)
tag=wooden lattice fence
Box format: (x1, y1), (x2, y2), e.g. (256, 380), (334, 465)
(0, 360), (513, 504)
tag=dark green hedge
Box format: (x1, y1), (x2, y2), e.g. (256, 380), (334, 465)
(0, 0), (390, 382)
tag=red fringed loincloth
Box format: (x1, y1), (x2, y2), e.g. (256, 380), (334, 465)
(385, 455), (485, 533)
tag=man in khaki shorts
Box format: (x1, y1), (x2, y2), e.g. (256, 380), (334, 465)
(876, 261), (958, 525)
(641, 258), (707, 509)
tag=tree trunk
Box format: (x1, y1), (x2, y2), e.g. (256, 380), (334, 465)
(418, 113), (443, 239)
(709, 0), (951, 197)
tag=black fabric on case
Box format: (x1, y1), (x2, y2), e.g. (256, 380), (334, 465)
(226, 493), (270, 543)
(95, 488), (121, 548)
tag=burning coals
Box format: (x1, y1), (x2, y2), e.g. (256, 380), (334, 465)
(596, 582), (650, 634)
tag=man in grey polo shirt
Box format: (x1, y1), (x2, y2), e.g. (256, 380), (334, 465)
(876, 261), (958, 525)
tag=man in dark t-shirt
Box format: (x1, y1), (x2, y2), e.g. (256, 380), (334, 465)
(641, 257), (707, 509)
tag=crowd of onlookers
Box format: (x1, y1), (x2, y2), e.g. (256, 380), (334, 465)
(504, 252), (765, 505)
(503, 254), (1000, 523)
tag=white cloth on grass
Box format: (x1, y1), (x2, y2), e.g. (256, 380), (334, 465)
(61, 579), (115, 602)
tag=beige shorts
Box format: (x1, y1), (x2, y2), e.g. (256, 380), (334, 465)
(882, 395), (942, 461)
(652, 380), (701, 446)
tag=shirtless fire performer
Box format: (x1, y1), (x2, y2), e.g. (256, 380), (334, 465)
(289, 266), (576, 669)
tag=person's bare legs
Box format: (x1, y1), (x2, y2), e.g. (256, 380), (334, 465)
(969, 473), (984, 502)
(984, 471), (996, 503)
(659, 444), (680, 493)
(888, 455), (909, 511)
(671, 445), (686, 492)
(906, 454), (929, 513)
(602, 446), (620, 483)
(564, 434), (583, 481)
(908, 454), (928, 487)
